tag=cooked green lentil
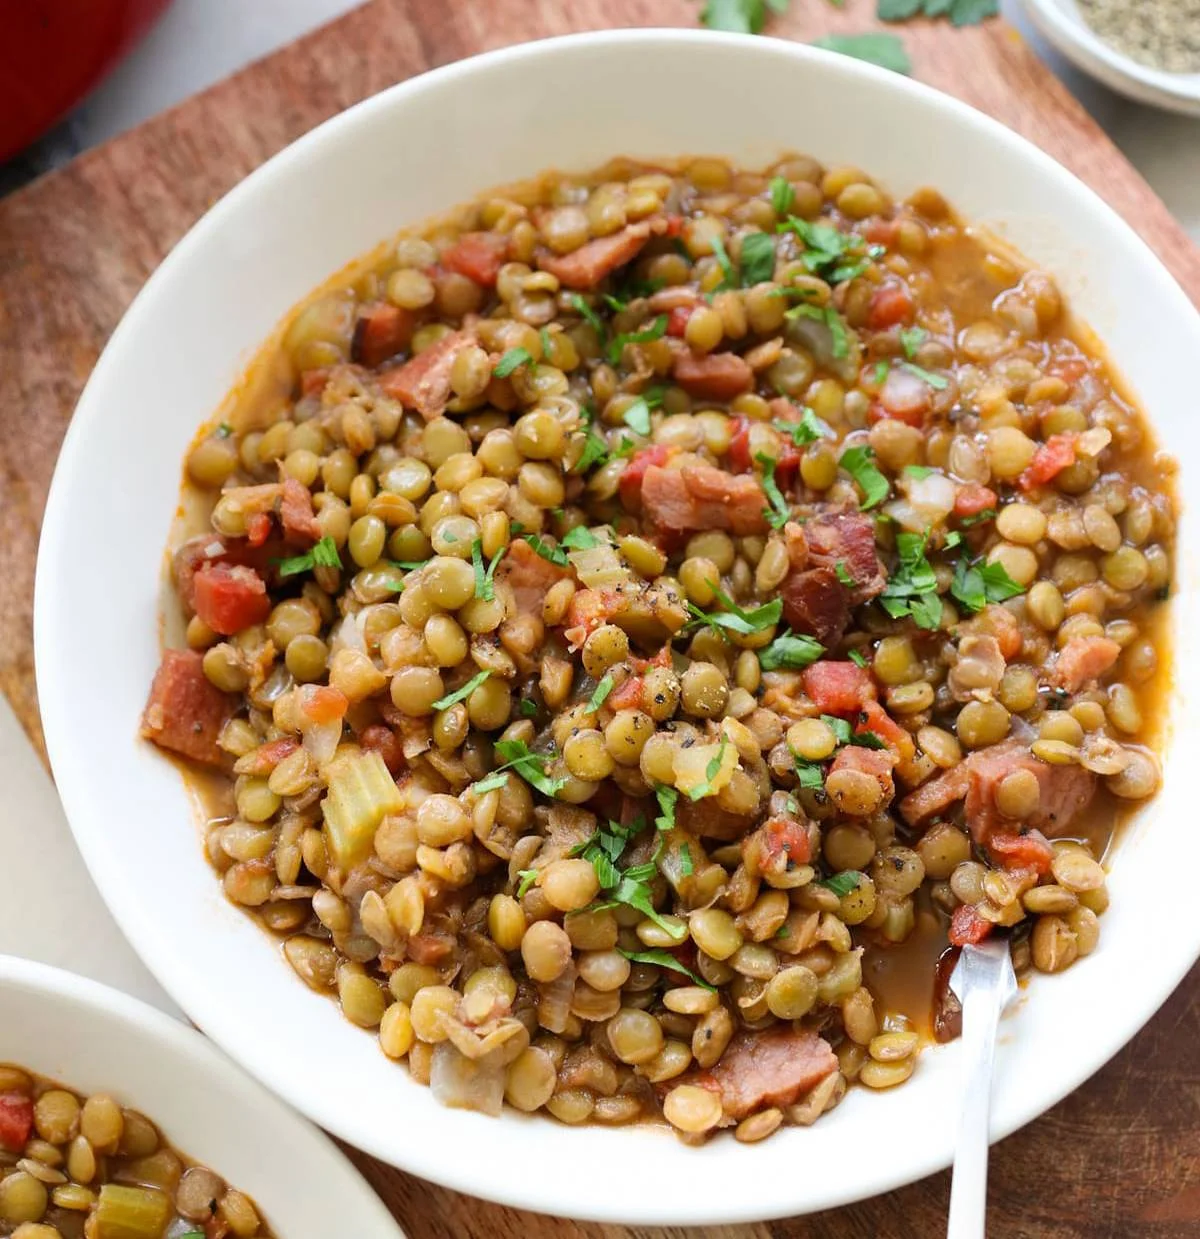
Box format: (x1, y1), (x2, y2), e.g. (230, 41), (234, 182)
(0, 1066), (273, 1237)
(142, 154), (1175, 1142)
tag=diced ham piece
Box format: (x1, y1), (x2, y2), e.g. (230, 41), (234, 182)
(173, 533), (232, 610)
(802, 660), (876, 715)
(900, 737), (1096, 845)
(359, 723), (404, 775)
(0, 1093), (34, 1151)
(351, 302), (416, 369)
(988, 829), (1055, 875)
(705, 1027), (838, 1120)
(280, 477), (321, 545)
(441, 231), (509, 287)
(141, 650), (235, 767)
(378, 328), (475, 419)
(672, 351), (754, 402)
(1046, 636), (1121, 694)
(192, 563), (271, 636)
(496, 537), (571, 613)
(536, 218), (666, 290)
(803, 509), (887, 606)
(780, 567), (849, 646)
(617, 444), (672, 512)
(640, 464), (768, 537)
(949, 904), (992, 947)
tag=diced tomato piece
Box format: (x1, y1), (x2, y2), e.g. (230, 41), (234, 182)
(352, 302), (416, 369)
(237, 737), (300, 776)
(299, 367), (330, 397)
(280, 477), (321, 544)
(988, 830), (1055, 875)
(666, 305), (692, 337)
(949, 903), (993, 947)
(360, 723), (404, 775)
(1046, 356), (1088, 386)
(760, 816), (812, 866)
(954, 484), (998, 519)
(407, 931), (454, 965)
(802, 661), (876, 715)
(563, 586), (624, 649)
(618, 444), (672, 511)
(246, 511), (272, 548)
(863, 218), (900, 248)
(664, 214), (684, 238)
(192, 563), (271, 636)
(856, 700), (914, 764)
(1019, 434), (1077, 491)
(728, 416), (752, 472)
(631, 646), (672, 673)
(672, 351), (754, 402)
(441, 231), (508, 287)
(0, 1093), (33, 1152)
(867, 281), (914, 329)
(608, 676), (644, 712)
(300, 684), (349, 724)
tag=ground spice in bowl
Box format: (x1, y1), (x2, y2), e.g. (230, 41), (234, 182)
(1076, 0), (1200, 73)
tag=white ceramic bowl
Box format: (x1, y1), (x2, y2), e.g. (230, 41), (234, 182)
(35, 29), (1200, 1225)
(1020, 0), (1200, 116)
(0, 956), (403, 1237)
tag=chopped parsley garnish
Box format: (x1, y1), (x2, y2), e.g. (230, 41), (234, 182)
(811, 32), (912, 74)
(585, 673), (615, 714)
(572, 404), (610, 475)
(740, 232), (777, 286)
(471, 538), (504, 601)
(561, 525), (602, 551)
(494, 347), (533, 378)
(619, 947), (713, 989)
(950, 556), (1026, 613)
(622, 397), (653, 436)
(773, 407), (827, 447)
(786, 303), (849, 359)
(821, 715), (854, 745)
(899, 325), (928, 359)
(769, 175), (795, 217)
(516, 868), (539, 898)
(904, 464), (935, 479)
(678, 844), (695, 878)
(471, 770), (510, 796)
(848, 648), (869, 668)
(687, 737), (730, 802)
(873, 360), (891, 386)
(689, 583), (783, 636)
(879, 530), (943, 630)
(794, 757), (825, 790)
(901, 361), (949, 390)
(878, 0), (997, 27)
(755, 453), (790, 529)
(569, 292), (607, 343)
(698, 0), (791, 34)
(578, 818), (684, 939)
(431, 669), (491, 712)
(818, 870), (863, 897)
(539, 327), (554, 358)
(519, 699), (538, 718)
(759, 630), (825, 671)
(523, 533), (570, 567)
(959, 507), (996, 528)
(277, 535), (342, 579)
(835, 560), (855, 587)
(779, 217), (882, 287)
(654, 784), (679, 832)
(838, 445), (889, 509)
(493, 738), (569, 798)
(710, 234), (738, 290)
(607, 314), (668, 365)
(216, 422), (233, 437)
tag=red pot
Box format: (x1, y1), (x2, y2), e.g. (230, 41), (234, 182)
(0, 0), (172, 162)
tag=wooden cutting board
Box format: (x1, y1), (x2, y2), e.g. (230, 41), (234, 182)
(0, 0), (1196, 1235)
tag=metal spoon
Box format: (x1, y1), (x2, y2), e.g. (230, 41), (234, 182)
(946, 938), (1020, 1239)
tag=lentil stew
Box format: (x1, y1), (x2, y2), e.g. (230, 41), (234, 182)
(0, 1063), (273, 1238)
(142, 154), (1175, 1142)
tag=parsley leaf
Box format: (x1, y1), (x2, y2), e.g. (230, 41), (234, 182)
(950, 556), (1026, 613)
(471, 538), (504, 601)
(740, 232), (777, 286)
(523, 533), (570, 568)
(786, 303), (849, 359)
(773, 408), (828, 447)
(699, 0), (781, 32)
(687, 737), (730, 802)
(623, 397), (653, 436)
(679, 844), (695, 878)
(949, 0), (998, 24)
(758, 630), (825, 671)
(904, 465), (934, 479)
(494, 347), (533, 378)
(838, 445), (889, 509)
(607, 315), (668, 365)
(959, 507), (996, 528)
(901, 361), (949, 390)
(755, 453), (791, 529)
(431, 669), (491, 712)
(812, 32), (912, 74)
(578, 818), (685, 939)
(795, 757), (825, 790)
(899, 325), (928, 359)
(654, 784), (678, 832)
(818, 870), (863, 897)
(277, 535), (342, 579)
(710, 235), (737, 290)
(877, 0), (996, 24)
(569, 292), (607, 342)
(877, 0), (922, 16)
(835, 560), (855, 587)
(769, 175), (795, 217)
(689, 583), (783, 637)
(779, 217), (855, 279)
(493, 738), (569, 798)
(561, 525), (602, 551)
(516, 868), (539, 898)
(585, 672), (615, 714)
(822, 714), (853, 746)
(619, 947), (714, 990)
(572, 406), (610, 474)
(850, 730), (888, 750)
(848, 648), (869, 668)
(879, 530), (943, 630)
(471, 770), (509, 796)
(873, 360), (891, 386)
(519, 699), (539, 718)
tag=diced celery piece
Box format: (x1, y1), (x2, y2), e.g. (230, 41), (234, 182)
(95, 1183), (173, 1239)
(321, 749), (404, 869)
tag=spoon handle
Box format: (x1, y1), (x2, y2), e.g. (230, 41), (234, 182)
(946, 984), (1002, 1239)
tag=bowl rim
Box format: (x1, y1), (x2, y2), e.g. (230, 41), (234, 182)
(0, 954), (405, 1236)
(1019, 0), (1200, 115)
(34, 26), (1200, 1225)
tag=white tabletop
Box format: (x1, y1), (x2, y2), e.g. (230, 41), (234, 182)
(4, 0), (1198, 1014)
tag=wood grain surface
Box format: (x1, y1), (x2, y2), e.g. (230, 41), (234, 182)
(1, 0), (1196, 1234)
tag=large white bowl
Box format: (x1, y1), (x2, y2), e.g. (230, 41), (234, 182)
(0, 956), (403, 1237)
(35, 28), (1200, 1225)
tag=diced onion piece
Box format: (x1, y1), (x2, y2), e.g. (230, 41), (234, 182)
(536, 962), (576, 1035)
(899, 470), (956, 524)
(430, 1041), (506, 1116)
(673, 740), (737, 800)
(330, 613), (368, 657)
(568, 536), (629, 588)
(321, 750), (404, 870)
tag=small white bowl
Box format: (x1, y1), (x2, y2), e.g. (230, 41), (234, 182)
(0, 956), (404, 1239)
(35, 27), (1200, 1226)
(1021, 0), (1200, 116)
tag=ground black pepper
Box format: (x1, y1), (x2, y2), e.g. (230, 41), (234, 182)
(1077, 0), (1200, 73)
